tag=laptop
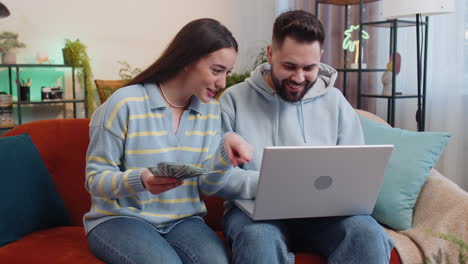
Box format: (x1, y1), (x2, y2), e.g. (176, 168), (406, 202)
(233, 145), (393, 220)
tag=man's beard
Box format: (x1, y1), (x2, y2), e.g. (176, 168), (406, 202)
(270, 69), (315, 102)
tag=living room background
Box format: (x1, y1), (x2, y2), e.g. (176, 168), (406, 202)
(1, 0), (466, 190)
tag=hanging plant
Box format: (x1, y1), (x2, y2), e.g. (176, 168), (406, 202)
(62, 39), (98, 115)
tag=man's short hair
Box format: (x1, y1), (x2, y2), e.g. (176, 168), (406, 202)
(272, 10), (325, 49)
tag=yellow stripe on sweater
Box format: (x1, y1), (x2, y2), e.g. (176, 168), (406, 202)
(126, 146), (208, 155)
(86, 171), (98, 177)
(123, 170), (137, 194)
(127, 131), (169, 138)
(87, 156), (121, 166)
(126, 147), (177, 155)
(201, 101), (220, 105)
(187, 164), (203, 168)
(177, 146), (209, 152)
(92, 205), (119, 216)
(106, 96), (149, 129)
(140, 206), (206, 219)
(201, 176), (222, 185)
(129, 112), (164, 120)
(111, 172), (120, 197)
(188, 114), (219, 120)
(219, 155), (229, 166)
(130, 196), (200, 205)
(98, 171), (112, 197)
(185, 130), (216, 136)
(182, 180), (198, 186)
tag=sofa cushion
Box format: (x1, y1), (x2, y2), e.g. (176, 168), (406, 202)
(359, 116), (451, 231)
(4, 118), (91, 226)
(0, 134), (71, 246)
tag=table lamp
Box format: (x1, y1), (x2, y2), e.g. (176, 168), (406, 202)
(381, 0), (455, 131)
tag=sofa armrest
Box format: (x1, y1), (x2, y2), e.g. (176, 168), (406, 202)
(387, 169), (468, 263)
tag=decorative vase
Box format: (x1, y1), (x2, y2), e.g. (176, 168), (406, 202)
(346, 63), (367, 69)
(62, 48), (72, 65)
(381, 71), (392, 95)
(19, 86), (30, 101)
(1, 51), (16, 64)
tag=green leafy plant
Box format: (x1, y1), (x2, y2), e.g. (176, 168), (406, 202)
(117, 61), (142, 80)
(62, 39), (98, 115)
(250, 47), (268, 71)
(422, 227), (467, 264)
(0, 32), (26, 53)
(226, 72), (251, 88)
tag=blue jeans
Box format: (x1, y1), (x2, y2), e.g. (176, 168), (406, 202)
(223, 206), (394, 264)
(87, 217), (229, 264)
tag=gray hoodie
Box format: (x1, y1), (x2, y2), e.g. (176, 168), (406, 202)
(217, 63), (364, 200)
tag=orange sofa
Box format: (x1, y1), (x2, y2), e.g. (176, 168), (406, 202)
(0, 118), (401, 263)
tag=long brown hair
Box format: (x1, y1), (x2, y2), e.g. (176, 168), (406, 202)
(127, 18), (238, 86)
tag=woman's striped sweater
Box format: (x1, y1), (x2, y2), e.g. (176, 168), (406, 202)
(83, 83), (233, 234)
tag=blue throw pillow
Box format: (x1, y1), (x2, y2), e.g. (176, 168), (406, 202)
(359, 116), (451, 231)
(0, 133), (70, 246)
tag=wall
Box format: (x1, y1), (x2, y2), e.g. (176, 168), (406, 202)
(0, 0), (277, 124)
(1, 0), (276, 79)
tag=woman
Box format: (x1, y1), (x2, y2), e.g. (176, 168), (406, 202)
(84, 18), (252, 264)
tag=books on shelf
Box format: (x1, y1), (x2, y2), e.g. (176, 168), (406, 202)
(41, 86), (63, 101)
(0, 93), (14, 128)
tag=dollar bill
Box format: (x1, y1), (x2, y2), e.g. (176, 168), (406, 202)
(148, 162), (220, 181)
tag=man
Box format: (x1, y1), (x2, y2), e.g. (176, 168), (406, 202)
(217, 10), (394, 264)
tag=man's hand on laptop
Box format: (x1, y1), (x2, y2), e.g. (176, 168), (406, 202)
(224, 133), (253, 167)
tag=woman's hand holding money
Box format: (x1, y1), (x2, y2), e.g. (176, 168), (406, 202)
(140, 169), (184, 195)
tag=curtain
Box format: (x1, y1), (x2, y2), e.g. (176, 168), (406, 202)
(283, 0), (467, 190)
(422, 0), (467, 190)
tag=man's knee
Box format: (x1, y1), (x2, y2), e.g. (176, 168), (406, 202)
(341, 215), (393, 250)
(234, 222), (285, 245)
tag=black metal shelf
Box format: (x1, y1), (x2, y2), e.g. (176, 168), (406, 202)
(361, 94), (421, 99)
(0, 64), (76, 68)
(0, 64), (87, 125)
(336, 68), (387, 72)
(361, 19), (425, 28)
(316, 0), (426, 130)
(15, 99), (85, 105)
(316, 0), (378, 6)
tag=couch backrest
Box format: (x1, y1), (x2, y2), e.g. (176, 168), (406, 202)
(3, 118), (225, 230)
(2, 110), (385, 229)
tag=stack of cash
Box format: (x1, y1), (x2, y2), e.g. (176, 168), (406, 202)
(148, 162), (218, 181)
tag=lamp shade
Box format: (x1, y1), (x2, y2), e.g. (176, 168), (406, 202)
(382, 0), (455, 19)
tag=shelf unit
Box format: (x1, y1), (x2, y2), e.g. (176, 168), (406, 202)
(0, 64), (87, 128)
(315, 0), (427, 130)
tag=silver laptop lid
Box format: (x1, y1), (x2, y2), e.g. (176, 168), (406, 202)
(251, 145), (393, 220)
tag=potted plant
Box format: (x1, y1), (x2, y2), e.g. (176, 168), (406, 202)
(117, 60), (142, 80)
(62, 38), (98, 115)
(0, 32), (26, 64)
